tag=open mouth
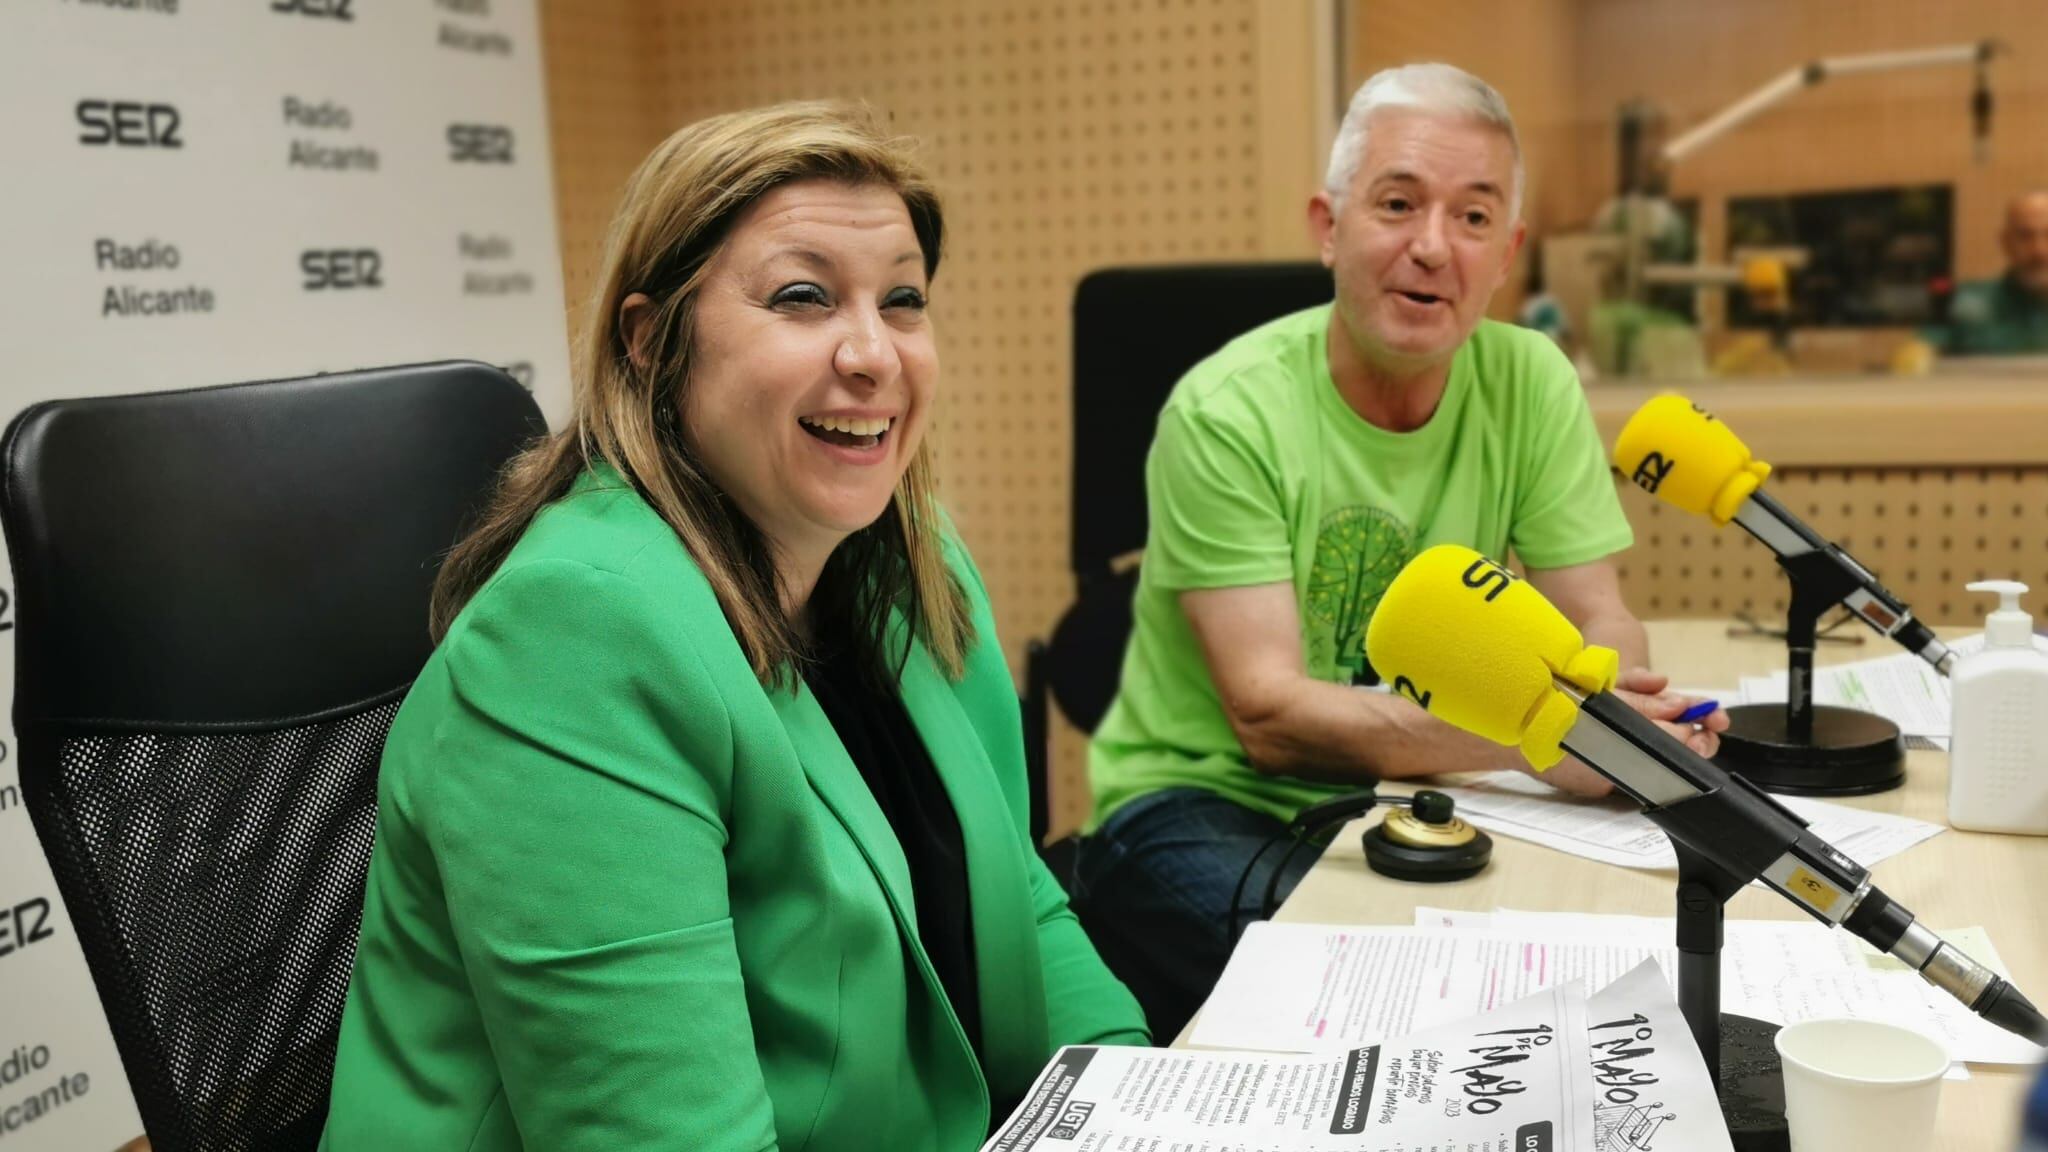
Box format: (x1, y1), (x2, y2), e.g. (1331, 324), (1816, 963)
(798, 414), (893, 450)
(1396, 290), (1449, 307)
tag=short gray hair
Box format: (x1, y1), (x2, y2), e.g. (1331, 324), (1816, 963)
(1325, 63), (1523, 220)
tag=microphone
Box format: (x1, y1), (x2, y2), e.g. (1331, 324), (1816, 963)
(1613, 394), (1955, 675)
(1365, 544), (2048, 1048)
(1362, 541), (1620, 770)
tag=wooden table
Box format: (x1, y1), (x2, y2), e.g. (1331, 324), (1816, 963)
(1191, 620), (2046, 1151)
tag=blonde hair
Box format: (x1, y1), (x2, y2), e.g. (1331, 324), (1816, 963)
(433, 101), (971, 688)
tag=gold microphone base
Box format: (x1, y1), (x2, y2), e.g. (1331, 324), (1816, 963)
(1712, 703), (1906, 795)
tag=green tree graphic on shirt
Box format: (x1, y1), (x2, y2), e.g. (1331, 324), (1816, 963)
(1306, 506), (1416, 686)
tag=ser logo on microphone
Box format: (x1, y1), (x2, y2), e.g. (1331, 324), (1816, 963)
(1631, 451), (1674, 495)
(1460, 556), (1514, 603)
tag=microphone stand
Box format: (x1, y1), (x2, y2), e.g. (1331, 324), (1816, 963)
(1670, 841), (1788, 1152)
(1564, 691), (1810, 1150)
(1553, 683), (2046, 1148)
(1717, 494), (1906, 794)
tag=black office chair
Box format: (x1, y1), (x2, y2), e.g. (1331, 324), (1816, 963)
(1023, 263), (1334, 850)
(0, 362), (544, 1152)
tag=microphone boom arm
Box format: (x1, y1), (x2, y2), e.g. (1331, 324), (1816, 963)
(1736, 488), (1956, 677)
(1729, 488), (1956, 745)
(1564, 688), (1867, 925)
(1554, 681), (2047, 1050)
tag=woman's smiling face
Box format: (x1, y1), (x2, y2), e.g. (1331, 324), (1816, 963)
(680, 179), (937, 568)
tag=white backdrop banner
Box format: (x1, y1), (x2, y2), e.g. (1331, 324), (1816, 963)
(0, 1), (571, 1146)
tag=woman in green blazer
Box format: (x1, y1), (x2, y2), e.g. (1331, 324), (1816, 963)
(320, 102), (1148, 1151)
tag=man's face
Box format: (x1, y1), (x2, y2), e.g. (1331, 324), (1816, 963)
(1311, 108), (1524, 373)
(2003, 193), (2048, 297)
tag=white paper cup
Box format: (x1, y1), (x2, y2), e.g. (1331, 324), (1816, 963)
(1774, 1018), (1949, 1152)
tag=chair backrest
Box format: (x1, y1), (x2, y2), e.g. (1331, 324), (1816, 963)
(1028, 264), (1334, 842)
(1054, 263), (1333, 726)
(1068, 263), (1335, 578)
(0, 362), (544, 1152)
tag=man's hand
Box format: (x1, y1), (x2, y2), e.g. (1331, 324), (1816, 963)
(1509, 667), (1730, 799)
(1522, 755), (1619, 798)
(1614, 666), (1729, 757)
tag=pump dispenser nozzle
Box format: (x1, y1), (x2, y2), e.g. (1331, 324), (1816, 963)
(1967, 580), (2033, 648)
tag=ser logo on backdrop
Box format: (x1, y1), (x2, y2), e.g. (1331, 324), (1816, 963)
(447, 123), (514, 164)
(301, 249), (383, 291)
(76, 101), (181, 149)
(272, 0), (355, 21)
(0, 897), (55, 961)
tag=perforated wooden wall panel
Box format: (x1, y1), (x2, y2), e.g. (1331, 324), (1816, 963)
(1613, 467), (2048, 627)
(540, 0), (670, 356)
(541, 1), (1323, 837)
(1343, 0), (1579, 319)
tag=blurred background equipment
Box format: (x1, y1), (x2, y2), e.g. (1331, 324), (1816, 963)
(1549, 40), (2001, 376)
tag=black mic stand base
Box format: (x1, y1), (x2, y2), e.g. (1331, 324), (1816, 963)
(1716, 1012), (1789, 1152)
(1715, 702), (1905, 795)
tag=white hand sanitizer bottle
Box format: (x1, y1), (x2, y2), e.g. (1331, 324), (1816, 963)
(1948, 580), (2048, 834)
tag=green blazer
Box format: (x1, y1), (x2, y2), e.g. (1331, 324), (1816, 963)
(321, 470), (1148, 1150)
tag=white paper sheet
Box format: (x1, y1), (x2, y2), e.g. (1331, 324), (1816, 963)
(1739, 656), (1950, 737)
(1731, 630), (2048, 743)
(991, 981), (1600, 1152)
(1195, 918), (2034, 1067)
(1585, 963), (1736, 1152)
(1170, 958), (1734, 1152)
(1188, 926), (1465, 1048)
(1464, 910), (2030, 1068)
(1430, 770), (1943, 871)
(1192, 923), (1677, 1051)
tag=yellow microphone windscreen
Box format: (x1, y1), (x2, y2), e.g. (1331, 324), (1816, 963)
(1612, 394), (1771, 526)
(1364, 545), (1618, 770)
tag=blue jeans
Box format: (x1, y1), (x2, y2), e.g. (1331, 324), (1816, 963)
(1068, 787), (1321, 1042)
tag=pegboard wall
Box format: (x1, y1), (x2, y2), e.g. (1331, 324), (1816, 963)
(1614, 467), (2048, 626)
(539, 1), (1326, 838)
(539, 0), (671, 353)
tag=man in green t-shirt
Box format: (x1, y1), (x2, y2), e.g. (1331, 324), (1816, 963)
(1069, 63), (1730, 1039)
(1929, 190), (2048, 356)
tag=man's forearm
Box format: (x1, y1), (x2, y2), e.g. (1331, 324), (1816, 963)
(1579, 611), (1650, 672)
(1230, 676), (1522, 785)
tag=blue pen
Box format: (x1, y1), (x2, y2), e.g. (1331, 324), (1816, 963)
(1675, 699), (1720, 724)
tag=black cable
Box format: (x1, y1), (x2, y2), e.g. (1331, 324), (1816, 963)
(1260, 826), (1321, 923)
(1226, 831), (1285, 946)
(1228, 788), (1400, 943)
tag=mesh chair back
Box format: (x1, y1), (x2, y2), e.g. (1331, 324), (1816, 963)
(0, 362), (544, 1151)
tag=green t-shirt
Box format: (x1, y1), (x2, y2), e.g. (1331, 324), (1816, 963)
(1087, 305), (1634, 828)
(1925, 276), (2048, 356)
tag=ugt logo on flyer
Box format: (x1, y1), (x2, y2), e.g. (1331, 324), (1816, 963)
(1046, 1101), (1094, 1140)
